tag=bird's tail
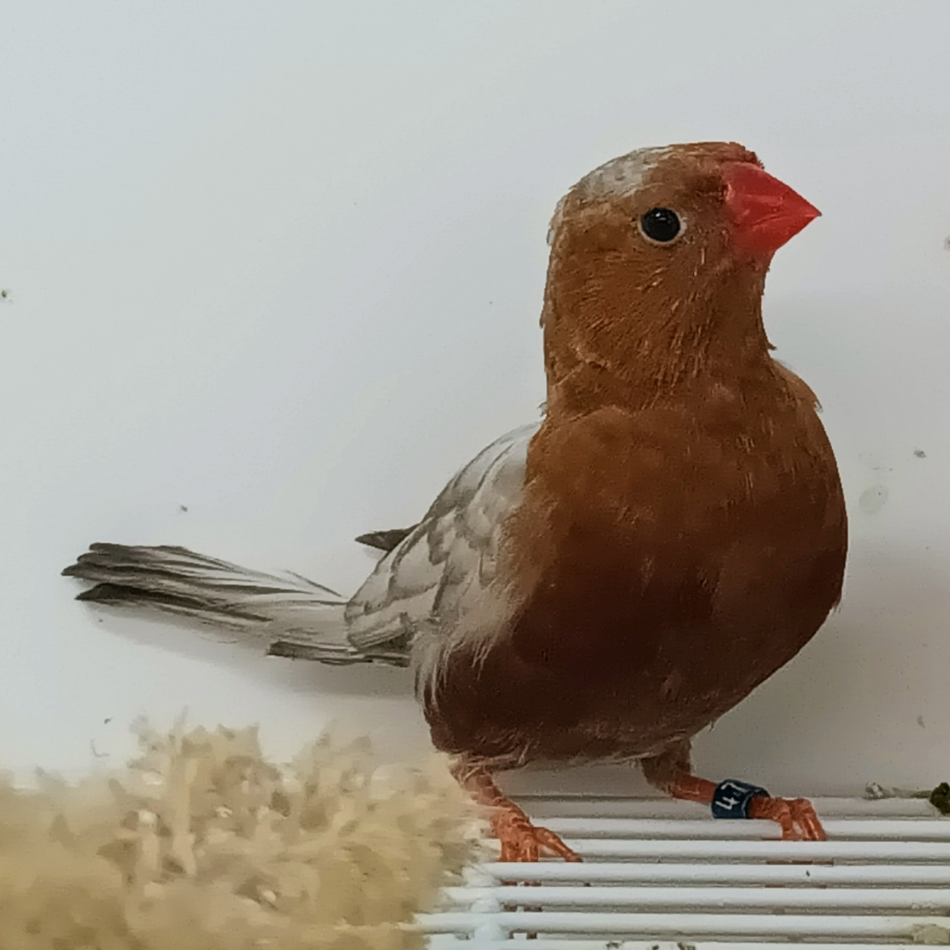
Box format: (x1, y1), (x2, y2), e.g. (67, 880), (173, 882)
(62, 543), (405, 666)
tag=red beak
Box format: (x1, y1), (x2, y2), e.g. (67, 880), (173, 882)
(722, 162), (820, 258)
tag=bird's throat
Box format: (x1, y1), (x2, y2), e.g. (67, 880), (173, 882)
(541, 262), (773, 414)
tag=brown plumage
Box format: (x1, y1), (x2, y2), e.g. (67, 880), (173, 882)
(64, 141), (846, 860)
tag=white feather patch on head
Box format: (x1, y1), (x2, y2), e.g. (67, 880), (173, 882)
(546, 146), (673, 247)
(575, 145), (673, 199)
(546, 195), (567, 246)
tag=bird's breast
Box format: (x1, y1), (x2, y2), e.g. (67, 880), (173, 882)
(513, 396), (845, 671)
(425, 388), (847, 767)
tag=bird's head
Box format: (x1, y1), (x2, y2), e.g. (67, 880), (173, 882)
(542, 142), (820, 408)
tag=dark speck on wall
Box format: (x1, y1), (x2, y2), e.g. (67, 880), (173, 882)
(180, 504), (189, 512)
(918, 715), (926, 728)
(914, 449), (927, 458)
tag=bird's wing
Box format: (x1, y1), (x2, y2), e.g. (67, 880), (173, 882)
(354, 527), (417, 552)
(342, 423), (538, 652)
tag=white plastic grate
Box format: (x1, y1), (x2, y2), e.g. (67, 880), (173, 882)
(415, 794), (950, 949)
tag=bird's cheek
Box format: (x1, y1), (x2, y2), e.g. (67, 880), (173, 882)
(728, 243), (775, 269)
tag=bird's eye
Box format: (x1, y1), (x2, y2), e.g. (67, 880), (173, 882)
(638, 207), (683, 245)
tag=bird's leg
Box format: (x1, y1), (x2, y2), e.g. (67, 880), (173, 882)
(640, 742), (827, 842)
(454, 761), (581, 862)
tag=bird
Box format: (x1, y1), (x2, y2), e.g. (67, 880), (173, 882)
(64, 141), (847, 861)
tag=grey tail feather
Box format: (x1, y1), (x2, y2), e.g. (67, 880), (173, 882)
(62, 543), (406, 667)
(266, 633), (408, 666)
(354, 527), (416, 552)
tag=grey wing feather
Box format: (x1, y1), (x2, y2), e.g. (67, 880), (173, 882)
(343, 423), (538, 652)
(354, 527), (416, 552)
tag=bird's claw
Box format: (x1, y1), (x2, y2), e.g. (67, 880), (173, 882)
(749, 795), (826, 841)
(492, 808), (581, 862)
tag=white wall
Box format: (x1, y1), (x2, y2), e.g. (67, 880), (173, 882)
(1, 2), (948, 799)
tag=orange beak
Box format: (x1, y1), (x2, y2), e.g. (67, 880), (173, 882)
(722, 162), (821, 258)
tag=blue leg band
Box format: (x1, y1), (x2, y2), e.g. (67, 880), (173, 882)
(712, 778), (770, 819)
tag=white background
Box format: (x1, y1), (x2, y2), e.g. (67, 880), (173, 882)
(1, 2), (948, 799)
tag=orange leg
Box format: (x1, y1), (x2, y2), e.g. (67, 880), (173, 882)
(641, 744), (827, 842)
(456, 764), (582, 862)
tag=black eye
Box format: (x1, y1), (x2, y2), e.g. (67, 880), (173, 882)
(638, 207), (683, 244)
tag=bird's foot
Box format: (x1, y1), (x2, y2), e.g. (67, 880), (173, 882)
(454, 762), (581, 863)
(748, 794), (826, 841)
(491, 803), (581, 862)
(640, 750), (828, 843)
